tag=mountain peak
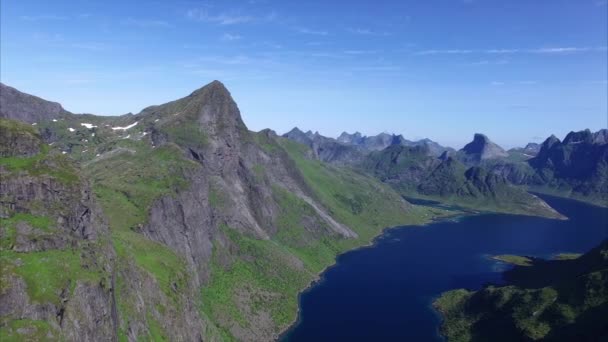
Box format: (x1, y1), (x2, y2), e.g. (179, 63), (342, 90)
(461, 133), (508, 161)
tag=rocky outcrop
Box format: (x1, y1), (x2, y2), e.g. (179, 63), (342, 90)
(0, 83), (69, 124)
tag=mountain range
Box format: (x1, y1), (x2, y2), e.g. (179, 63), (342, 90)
(0, 81), (605, 341)
(0, 81), (439, 341)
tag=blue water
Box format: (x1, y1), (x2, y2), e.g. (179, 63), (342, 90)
(283, 194), (608, 341)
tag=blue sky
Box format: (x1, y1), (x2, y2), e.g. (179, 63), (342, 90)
(1, 0), (607, 148)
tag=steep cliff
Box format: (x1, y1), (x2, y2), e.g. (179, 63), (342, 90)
(0, 119), (117, 341)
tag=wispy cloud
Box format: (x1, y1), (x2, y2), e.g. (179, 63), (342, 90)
(530, 46), (606, 53)
(415, 46), (607, 55)
(123, 18), (173, 28)
(186, 8), (277, 25)
(415, 49), (474, 55)
(346, 28), (390, 36)
(491, 81), (505, 86)
(20, 14), (67, 21)
(296, 27), (329, 35)
(468, 59), (509, 66)
(187, 9), (253, 25)
(344, 50), (378, 55)
(222, 33), (242, 41)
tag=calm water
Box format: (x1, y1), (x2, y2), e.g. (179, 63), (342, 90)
(283, 194), (608, 341)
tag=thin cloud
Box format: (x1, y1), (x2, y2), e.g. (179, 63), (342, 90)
(187, 9), (253, 25)
(415, 49), (474, 55)
(468, 59), (509, 66)
(530, 46), (606, 53)
(20, 15), (67, 21)
(414, 46), (607, 55)
(222, 33), (242, 41)
(344, 50), (378, 55)
(347, 28), (390, 36)
(296, 27), (329, 35)
(123, 18), (173, 28)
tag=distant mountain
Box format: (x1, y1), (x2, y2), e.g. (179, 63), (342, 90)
(434, 240), (608, 341)
(336, 131), (452, 156)
(282, 128), (365, 164)
(459, 133), (508, 164)
(360, 144), (564, 218)
(524, 129), (608, 204)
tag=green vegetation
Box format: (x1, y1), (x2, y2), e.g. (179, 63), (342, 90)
(435, 241), (608, 341)
(0, 213), (54, 250)
(1, 249), (104, 305)
(201, 226), (313, 332)
(86, 142), (196, 324)
(0, 319), (59, 342)
(553, 253), (581, 260)
(0, 144), (80, 184)
(491, 254), (533, 266)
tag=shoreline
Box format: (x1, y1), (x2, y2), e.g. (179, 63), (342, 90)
(274, 207), (471, 341)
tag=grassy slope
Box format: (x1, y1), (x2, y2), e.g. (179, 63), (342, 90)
(84, 139), (206, 340)
(199, 136), (444, 339)
(0, 119), (110, 340)
(434, 242), (608, 341)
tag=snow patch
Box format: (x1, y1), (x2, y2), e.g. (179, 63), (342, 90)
(111, 121), (138, 131)
(154, 119), (159, 122)
(32, 123), (37, 126)
(91, 133), (96, 137)
(80, 123), (97, 129)
(62, 151), (67, 154)
(52, 119), (58, 122)
(68, 127), (75, 132)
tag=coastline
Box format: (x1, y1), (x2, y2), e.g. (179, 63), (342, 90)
(275, 207), (471, 341)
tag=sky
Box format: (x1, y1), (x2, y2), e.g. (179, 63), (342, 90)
(1, 0), (607, 149)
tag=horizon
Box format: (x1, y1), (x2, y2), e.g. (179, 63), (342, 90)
(2, 0), (607, 149)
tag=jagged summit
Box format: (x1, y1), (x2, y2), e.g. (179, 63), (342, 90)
(461, 133), (508, 161)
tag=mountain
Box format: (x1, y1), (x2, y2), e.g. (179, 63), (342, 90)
(0, 81), (435, 341)
(459, 133), (509, 164)
(282, 128), (364, 164)
(434, 240), (608, 341)
(490, 129), (608, 206)
(0, 83), (70, 124)
(359, 144), (563, 218)
(337, 131), (452, 156)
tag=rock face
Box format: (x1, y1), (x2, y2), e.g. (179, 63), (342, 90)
(0, 83), (69, 123)
(460, 133), (508, 163)
(0, 119), (117, 341)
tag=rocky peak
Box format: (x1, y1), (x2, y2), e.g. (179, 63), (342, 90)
(186, 80), (246, 134)
(461, 133), (508, 161)
(337, 131), (364, 145)
(283, 127), (313, 146)
(0, 83), (68, 124)
(592, 129), (608, 145)
(563, 129), (593, 145)
(524, 143), (541, 153)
